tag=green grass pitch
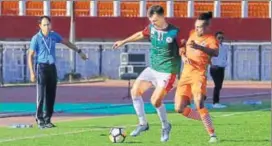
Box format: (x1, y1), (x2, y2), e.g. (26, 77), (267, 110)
(0, 103), (270, 146)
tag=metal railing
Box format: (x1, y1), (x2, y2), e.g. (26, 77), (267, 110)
(0, 41), (270, 84)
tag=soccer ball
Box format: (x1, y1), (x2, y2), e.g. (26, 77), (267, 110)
(109, 127), (126, 143)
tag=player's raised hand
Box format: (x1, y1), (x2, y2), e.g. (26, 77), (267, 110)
(112, 41), (125, 49)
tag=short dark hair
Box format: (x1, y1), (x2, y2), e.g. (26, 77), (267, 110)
(215, 31), (224, 37)
(198, 11), (213, 25)
(147, 5), (164, 17)
(38, 16), (51, 24)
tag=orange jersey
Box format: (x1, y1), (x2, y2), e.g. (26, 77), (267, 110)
(182, 30), (219, 77)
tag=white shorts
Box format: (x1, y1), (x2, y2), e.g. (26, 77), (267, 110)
(137, 67), (177, 93)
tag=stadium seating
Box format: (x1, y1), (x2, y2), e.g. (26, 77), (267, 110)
(120, 2), (139, 17)
(248, 1), (269, 18)
(75, 1), (90, 16)
(1, 1), (18, 16)
(221, 1), (241, 18)
(51, 1), (66, 16)
(0, 1), (270, 18)
(174, 1), (187, 17)
(194, 1), (213, 17)
(98, 1), (113, 17)
(26, 1), (43, 16)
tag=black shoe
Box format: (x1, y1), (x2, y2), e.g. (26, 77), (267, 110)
(44, 122), (56, 128)
(38, 123), (46, 129)
(36, 119), (46, 129)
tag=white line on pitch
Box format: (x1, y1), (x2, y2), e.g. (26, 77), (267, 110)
(214, 108), (270, 117)
(0, 124), (138, 143)
(0, 129), (94, 143)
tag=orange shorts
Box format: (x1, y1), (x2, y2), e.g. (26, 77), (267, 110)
(176, 75), (207, 100)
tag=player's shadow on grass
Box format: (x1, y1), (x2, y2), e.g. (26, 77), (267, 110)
(124, 141), (142, 144)
(220, 139), (270, 143)
(99, 134), (142, 144)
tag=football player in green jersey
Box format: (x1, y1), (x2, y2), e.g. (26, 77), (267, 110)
(113, 5), (183, 142)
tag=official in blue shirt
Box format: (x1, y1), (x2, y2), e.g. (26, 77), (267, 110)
(28, 16), (87, 129)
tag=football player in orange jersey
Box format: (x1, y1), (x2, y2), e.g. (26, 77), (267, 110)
(175, 12), (219, 143)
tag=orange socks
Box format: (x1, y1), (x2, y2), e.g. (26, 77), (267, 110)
(198, 108), (215, 136)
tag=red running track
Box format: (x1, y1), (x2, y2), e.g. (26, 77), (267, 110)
(0, 81), (270, 104)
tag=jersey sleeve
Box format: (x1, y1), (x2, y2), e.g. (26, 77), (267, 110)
(142, 25), (150, 37)
(52, 31), (63, 43)
(29, 35), (38, 52)
(208, 36), (219, 50)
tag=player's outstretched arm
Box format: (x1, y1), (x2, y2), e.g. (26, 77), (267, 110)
(61, 39), (88, 60)
(113, 31), (144, 49)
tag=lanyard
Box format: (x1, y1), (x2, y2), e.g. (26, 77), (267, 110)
(42, 36), (52, 54)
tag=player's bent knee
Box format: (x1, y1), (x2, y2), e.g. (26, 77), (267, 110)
(175, 95), (190, 113)
(130, 87), (142, 98)
(151, 98), (162, 108)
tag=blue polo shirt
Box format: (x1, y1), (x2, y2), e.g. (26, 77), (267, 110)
(30, 31), (63, 64)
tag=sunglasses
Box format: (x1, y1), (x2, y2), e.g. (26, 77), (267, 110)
(217, 37), (224, 40)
